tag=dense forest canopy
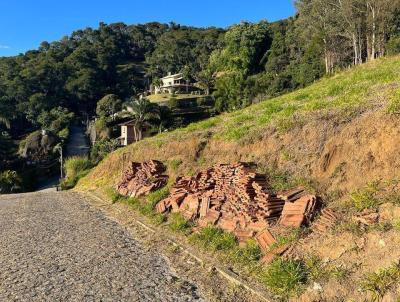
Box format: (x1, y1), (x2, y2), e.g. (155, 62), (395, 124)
(0, 0), (399, 191)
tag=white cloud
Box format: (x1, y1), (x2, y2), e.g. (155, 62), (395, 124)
(0, 45), (10, 49)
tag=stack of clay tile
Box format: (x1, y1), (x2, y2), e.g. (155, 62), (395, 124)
(278, 188), (319, 228)
(117, 160), (168, 198)
(156, 162), (286, 243)
(312, 208), (340, 233)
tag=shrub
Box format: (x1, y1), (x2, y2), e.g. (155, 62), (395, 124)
(90, 139), (119, 164)
(261, 259), (308, 298)
(61, 156), (93, 190)
(0, 170), (22, 194)
(168, 97), (179, 108)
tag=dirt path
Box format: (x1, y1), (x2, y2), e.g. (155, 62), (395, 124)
(0, 191), (204, 302)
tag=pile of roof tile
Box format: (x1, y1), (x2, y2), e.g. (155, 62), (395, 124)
(278, 188), (319, 228)
(353, 209), (379, 226)
(117, 160), (168, 198)
(312, 208), (340, 234)
(156, 163), (314, 242)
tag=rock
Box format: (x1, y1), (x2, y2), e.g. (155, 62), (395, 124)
(312, 282), (323, 292)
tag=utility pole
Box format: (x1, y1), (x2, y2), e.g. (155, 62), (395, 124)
(55, 144), (64, 180)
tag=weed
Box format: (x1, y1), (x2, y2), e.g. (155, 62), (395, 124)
(269, 229), (302, 251)
(349, 181), (381, 211)
(361, 263), (400, 300)
(189, 226), (237, 252)
(393, 220), (400, 231)
(61, 156), (93, 190)
(168, 213), (193, 234)
(105, 188), (125, 204)
(335, 221), (366, 236)
(371, 222), (393, 232)
(124, 197), (141, 210)
(150, 213), (167, 225)
(228, 239), (263, 265)
(280, 149), (294, 162)
(169, 159), (182, 171)
(304, 256), (350, 283)
(387, 88), (400, 114)
(223, 125), (251, 141)
(261, 259), (308, 298)
(147, 187), (170, 206)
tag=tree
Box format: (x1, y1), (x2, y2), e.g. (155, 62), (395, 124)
(0, 114), (10, 129)
(96, 94), (122, 120)
(121, 98), (160, 141)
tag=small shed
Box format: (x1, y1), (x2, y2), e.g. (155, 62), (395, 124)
(119, 120), (136, 146)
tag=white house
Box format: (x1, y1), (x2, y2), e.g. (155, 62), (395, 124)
(154, 72), (193, 94)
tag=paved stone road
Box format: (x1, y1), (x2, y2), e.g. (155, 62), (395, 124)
(0, 192), (204, 302)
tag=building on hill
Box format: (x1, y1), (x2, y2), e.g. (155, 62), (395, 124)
(153, 72), (201, 95)
(118, 120), (150, 146)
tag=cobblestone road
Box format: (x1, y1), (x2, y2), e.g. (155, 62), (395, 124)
(0, 192), (204, 302)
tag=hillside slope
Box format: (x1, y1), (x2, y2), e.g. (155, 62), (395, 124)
(77, 56), (400, 301)
(79, 56), (400, 198)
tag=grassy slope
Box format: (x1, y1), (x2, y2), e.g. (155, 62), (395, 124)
(79, 55), (400, 197)
(78, 56), (400, 301)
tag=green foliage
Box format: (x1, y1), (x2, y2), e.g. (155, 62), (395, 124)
(168, 213), (193, 234)
(304, 256), (350, 283)
(169, 159), (182, 171)
(189, 226), (237, 251)
(95, 117), (110, 140)
(350, 181), (382, 211)
(61, 156), (93, 190)
(386, 36), (400, 56)
(387, 88), (400, 114)
(228, 239), (263, 265)
(147, 187), (170, 205)
(90, 139), (120, 164)
(0, 170), (22, 194)
(37, 107), (74, 134)
(269, 229), (302, 251)
(261, 259), (308, 298)
(360, 263), (400, 300)
(105, 188), (125, 204)
(96, 94), (122, 118)
(168, 97), (179, 108)
(146, 26), (225, 79)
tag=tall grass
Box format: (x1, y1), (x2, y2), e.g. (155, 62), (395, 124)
(61, 156), (93, 190)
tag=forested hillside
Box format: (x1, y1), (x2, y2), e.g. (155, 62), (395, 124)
(0, 0), (399, 192)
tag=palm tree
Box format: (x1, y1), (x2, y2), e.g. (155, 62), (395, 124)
(121, 98), (160, 142)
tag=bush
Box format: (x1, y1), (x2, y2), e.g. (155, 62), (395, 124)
(168, 97), (179, 108)
(0, 170), (22, 194)
(61, 156), (93, 190)
(90, 139), (119, 164)
(261, 259), (308, 298)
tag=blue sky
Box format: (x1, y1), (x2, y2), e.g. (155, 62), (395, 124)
(0, 0), (295, 57)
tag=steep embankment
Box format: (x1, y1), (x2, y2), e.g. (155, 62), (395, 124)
(79, 56), (400, 198)
(77, 56), (400, 301)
